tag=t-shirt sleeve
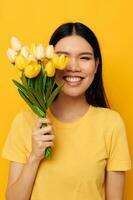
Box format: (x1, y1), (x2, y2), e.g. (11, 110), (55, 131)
(106, 112), (132, 171)
(1, 111), (30, 164)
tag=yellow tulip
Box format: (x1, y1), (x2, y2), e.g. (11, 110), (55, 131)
(15, 54), (28, 70)
(7, 48), (17, 63)
(24, 62), (41, 78)
(45, 45), (54, 59)
(52, 54), (59, 65)
(35, 44), (45, 60)
(11, 36), (22, 52)
(44, 61), (55, 77)
(21, 46), (29, 59)
(54, 55), (69, 70)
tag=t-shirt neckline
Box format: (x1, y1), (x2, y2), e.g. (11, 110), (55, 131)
(47, 105), (94, 128)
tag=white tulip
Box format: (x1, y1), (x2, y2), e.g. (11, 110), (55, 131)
(45, 45), (54, 59)
(11, 36), (22, 51)
(6, 48), (17, 63)
(35, 44), (45, 60)
(28, 54), (36, 62)
(21, 46), (29, 59)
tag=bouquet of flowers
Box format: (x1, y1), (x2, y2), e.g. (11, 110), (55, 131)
(7, 36), (69, 160)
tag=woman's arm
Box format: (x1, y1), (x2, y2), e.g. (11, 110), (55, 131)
(6, 155), (41, 200)
(6, 117), (55, 200)
(105, 171), (125, 200)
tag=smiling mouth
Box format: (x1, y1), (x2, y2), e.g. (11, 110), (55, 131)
(63, 76), (83, 81)
(62, 76), (85, 86)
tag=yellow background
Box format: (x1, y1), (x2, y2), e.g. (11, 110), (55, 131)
(0, 0), (132, 199)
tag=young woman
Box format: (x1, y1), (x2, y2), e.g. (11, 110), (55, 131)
(2, 22), (131, 200)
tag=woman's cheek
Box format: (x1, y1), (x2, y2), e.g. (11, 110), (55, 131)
(83, 60), (96, 73)
(84, 63), (97, 85)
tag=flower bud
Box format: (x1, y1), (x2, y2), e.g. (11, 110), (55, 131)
(55, 55), (69, 70)
(35, 44), (45, 60)
(15, 54), (28, 70)
(24, 62), (41, 78)
(52, 54), (59, 65)
(28, 54), (36, 62)
(6, 48), (17, 63)
(45, 45), (54, 59)
(11, 36), (22, 52)
(44, 61), (55, 77)
(21, 46), (29, 59)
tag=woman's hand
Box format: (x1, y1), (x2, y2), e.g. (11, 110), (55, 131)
(29, 117), (55, 162)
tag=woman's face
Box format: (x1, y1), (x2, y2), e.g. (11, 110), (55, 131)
(54, 35), (99, 97)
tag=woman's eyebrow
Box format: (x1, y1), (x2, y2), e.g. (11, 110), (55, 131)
(55, 51), (69, 55)
(55, 51), (93, 56)
(80, 52), (93, 56)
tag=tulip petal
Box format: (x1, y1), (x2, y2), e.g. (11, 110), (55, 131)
(11, 36), (22, 51)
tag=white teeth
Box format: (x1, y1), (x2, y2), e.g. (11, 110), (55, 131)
(64, 76), (82, 82)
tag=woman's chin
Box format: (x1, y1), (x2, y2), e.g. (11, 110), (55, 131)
(55, 78), (89, 97)
(60, 87), (84, 98)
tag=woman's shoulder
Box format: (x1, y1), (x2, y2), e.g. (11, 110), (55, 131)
(12, 109), (37, 128)
(93, 105), (122, 117)
(92, 106), (125, 127)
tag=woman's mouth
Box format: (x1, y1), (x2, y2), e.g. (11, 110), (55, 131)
(62, 76), (84, 86)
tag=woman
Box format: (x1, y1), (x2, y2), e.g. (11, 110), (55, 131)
(2, 22), (131, 200)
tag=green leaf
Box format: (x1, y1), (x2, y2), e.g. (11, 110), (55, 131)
(44, 147), (52, 160)
(42, 72), (47, 102)
(28, 78), (34, 89)
(12, 80), (43, 110)
(45, 77), (53, 100)
(48, 76), (56, 92)
(51, 77), (56, 91)
(35, 70), (45, 104)
(33, 71), (45, 113)
(38, 70), (44, 93)
(21, 73), (46, 110)
(34, 106), (46, 118)
(13, 80), (28, 95)
(18, 89), (39, 116)
(18, 89), (46, 118)
(20, 72), (28, 88)
(29, 87), (47, 112)
(46, 83), (64, 108)
(34, 73), (41, 91)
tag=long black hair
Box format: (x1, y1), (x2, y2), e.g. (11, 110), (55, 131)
(49, 22), (110, 108)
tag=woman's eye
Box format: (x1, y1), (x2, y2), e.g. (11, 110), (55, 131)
(81, 57), (91, 60)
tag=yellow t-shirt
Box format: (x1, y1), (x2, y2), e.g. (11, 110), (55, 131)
(2, 105), (131, 200)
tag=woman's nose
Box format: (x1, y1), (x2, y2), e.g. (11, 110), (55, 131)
(66, 57), (80, 71)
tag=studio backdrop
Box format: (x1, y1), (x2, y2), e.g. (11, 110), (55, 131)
(0, 0), (132, 199)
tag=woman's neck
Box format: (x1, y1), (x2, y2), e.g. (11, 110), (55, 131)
(50, 92), (90, 122)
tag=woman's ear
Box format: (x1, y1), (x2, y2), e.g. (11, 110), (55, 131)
(94, 58), (99, 74)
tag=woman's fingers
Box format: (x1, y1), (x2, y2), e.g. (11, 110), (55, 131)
(30, 116), (55, 161)
(33, 125), (53, 135)
(36, 134), (55, 142)
(40, 126), (53, 135)
(33, 117), (52, 131)
(38, 141), (54, 148)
